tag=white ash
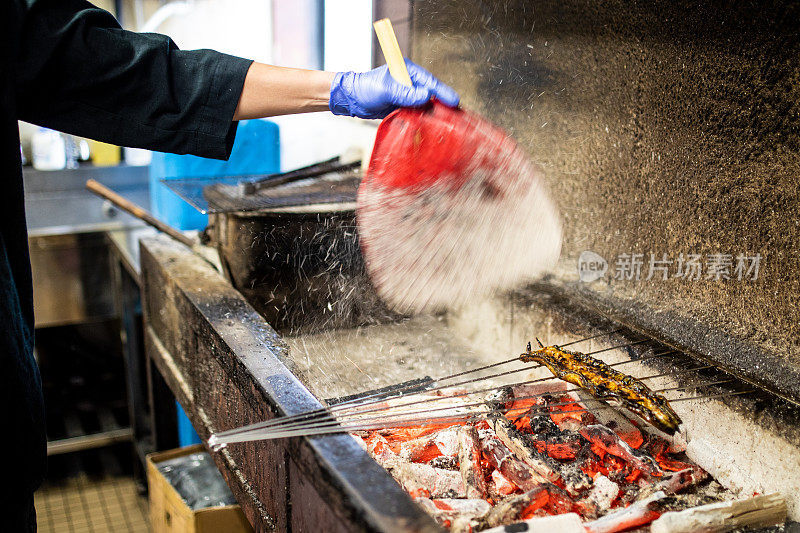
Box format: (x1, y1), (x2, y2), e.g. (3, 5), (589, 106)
(685, 438), (756, 497)
(363, 433), (402, 469)
(416, 497), (491, 530)
(395, 462), (467, 499)
(479, 513), (585, 533)
(416, 497), (492, 518)
(433, 427), (461, 457)
(580, 475), (620, 516)
(284, 315), (510, 401)
(352, 434), (367, 450)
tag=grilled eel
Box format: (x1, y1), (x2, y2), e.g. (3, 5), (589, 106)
(520, 339), (682, 434)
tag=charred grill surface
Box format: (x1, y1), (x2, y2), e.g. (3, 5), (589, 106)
(520, 340), (682, 434)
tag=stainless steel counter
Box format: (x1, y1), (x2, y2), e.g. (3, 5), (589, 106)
(24, 164), (150, 326)
(24, 164), (149, 236)
(106, 226), (158, 282)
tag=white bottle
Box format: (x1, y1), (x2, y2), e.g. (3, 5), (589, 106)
(123, 147), (152, 166)
(32, 127), (67, 171)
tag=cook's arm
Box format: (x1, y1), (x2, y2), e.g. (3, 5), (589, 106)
(233, 64), (334, 119)
(235, 59), (460, 121)
(15, 0), (251, 160)
(14, 0), (460, 159)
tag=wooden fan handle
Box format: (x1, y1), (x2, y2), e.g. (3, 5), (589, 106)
(373, 18), (412, 87)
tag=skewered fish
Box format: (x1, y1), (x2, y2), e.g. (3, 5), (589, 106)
(520, 340), (682, 434)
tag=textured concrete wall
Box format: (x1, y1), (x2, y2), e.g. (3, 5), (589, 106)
(410, 1), (800, 401)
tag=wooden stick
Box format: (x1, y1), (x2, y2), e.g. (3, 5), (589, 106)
(650, 492), (786, 533)
(86, 179), (195, 247)
(373, 18), (412, 86)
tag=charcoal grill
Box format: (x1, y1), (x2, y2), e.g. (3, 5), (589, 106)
(140, 1), (800, 531)
(163, 157), (399, 332)
(140, 232), (800, 532)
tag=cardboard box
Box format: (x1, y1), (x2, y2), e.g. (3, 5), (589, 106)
(147, 444), (253, 533)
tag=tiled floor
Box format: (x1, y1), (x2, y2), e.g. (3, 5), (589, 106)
(35, 475), (149, 533)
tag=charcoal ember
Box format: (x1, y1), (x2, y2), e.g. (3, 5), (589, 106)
(530, 430), (583, 461)
(547, 395), (598, 429)
(663, 432), (688, 454)
(636, 467), (709, 501)
(433, 498), (492, 517)
(648, 437), (696, 472)
(429, 456), (459, 470)
(605, 420), (644, 450)
(480, 487), (547, 528)
(398, 427), (460, 462)
(415, 497), (491, 528)
(528, 413), (559, 434)
(580, 425), (662, 477)
(490, 470), (518, 496)
(395, 462), (467, 499)
(485, 387), (514, 410)
(578, 474), (621, 519)
(576, 390), (644, 449)
(396, 435), (439, 462)
(364, 433), (467, 498)
(414, 496), (439, 515)
(491, 416), (592, 496)
(580, 447), (630, 485)
(397, 436), (442, 463)
(478, 424), (549, 491)
(457, 425), (487, 499)
(584, 490), (667, 533)
(376, 420), (465, 441)
(364, 433), (402, 469)
(662, 466), (708, 493)
(528, 483), (576, 515)
(479, 483), (576, 528)
(540, 393), (558, 404)
(616, 482), (642, 507)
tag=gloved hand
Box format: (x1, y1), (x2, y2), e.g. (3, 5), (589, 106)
(330, 59), (460, 119)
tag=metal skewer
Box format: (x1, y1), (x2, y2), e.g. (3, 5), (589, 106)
(213, 339), (664, 441)
(216, 377), (732, 443)
(212, 356), (700, 444)
(213, 332), (640, 438)
(223, 351), (682, 437)
(212, 384), (747, 444)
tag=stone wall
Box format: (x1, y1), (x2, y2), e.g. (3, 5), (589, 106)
(410, 0), (800, 401)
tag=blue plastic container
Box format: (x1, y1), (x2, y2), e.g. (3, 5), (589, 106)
(149, 119), (281, 230)
(176, 402), (201, 447)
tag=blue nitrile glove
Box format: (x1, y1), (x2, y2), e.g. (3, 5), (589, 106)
(330, 59), (460, 119)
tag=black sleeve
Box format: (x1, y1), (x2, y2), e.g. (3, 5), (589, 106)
(14, 0), (253, 160)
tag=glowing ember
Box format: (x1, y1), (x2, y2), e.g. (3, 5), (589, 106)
(356, 386), (729, 532)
